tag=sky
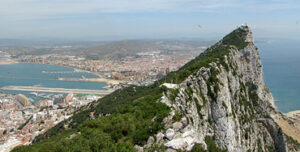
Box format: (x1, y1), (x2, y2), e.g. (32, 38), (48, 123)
(0, 0), (299, 41)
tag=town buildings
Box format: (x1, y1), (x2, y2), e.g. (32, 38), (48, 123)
(0, 92), (101, 151)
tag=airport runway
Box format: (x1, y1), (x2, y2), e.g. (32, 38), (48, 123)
(1, 85), (114, 95)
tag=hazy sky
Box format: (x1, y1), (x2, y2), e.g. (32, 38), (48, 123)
(0, 0), (299, 40)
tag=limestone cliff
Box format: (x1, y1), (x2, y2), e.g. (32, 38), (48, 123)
(142, 26), (296, 152)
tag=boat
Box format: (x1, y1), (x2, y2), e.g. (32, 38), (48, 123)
(29, 92), (38, 96)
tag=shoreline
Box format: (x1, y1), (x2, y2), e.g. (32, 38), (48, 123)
(72, 67), (125, 84)
(83, 78), (124, 84)
(284, 110), (300, 118)
(0, 61), (18, 65)
(275, 113), (300, 144)
(56, 77), (123, 85)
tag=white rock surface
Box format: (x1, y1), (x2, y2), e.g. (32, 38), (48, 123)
(147, 26), (288, 152)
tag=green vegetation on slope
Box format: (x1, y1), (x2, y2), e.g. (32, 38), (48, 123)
(222, 27), (249, 50)
(191, 136), (227, 152)
(13, 86), (170, 152)
(162, 26), (249, 84)
(33, 85), (162, 143)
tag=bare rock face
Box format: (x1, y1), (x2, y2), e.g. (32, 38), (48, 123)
(166, 128), (175, 140)
(172, 122), (183, 131)
(146, 26), (294, 152)
(134, 145), (144, 152)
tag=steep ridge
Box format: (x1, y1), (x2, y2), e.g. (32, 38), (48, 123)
(154, 26), (291, 151)
(12, 26), (300, 152)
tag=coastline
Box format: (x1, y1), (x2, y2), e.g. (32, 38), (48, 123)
(274, 109), (300, 144)
(275, 113), (300, 143)
(72, 68), (124, 84)
(284, 110), (300, 118)
(56, 77), (123, 85)
(0, 61), (18, 65)
(83, 78), (123, 84)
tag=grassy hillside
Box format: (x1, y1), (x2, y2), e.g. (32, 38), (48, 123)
(162, 26), (249, 84)
(13, 85), (170, 151)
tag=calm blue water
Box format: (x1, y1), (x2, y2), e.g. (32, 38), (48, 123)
(0, 63), (107, 102)
(258, 40), (300, 113)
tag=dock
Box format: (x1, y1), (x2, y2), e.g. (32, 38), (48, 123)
(1, 85), (114, 95)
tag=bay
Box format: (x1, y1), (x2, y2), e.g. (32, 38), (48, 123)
(0, 62), (107, 102)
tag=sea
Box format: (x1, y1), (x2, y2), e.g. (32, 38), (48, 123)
(258, 40), (300, 113)
(0, 62), (107, 103)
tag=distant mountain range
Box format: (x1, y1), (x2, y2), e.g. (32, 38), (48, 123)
(0, 39), (215, 60)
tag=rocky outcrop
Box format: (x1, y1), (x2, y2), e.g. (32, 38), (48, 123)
(144, 26), (294, 152)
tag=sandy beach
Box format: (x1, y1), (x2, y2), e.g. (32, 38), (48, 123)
(275, 109), (300, 144)
(83, 78), (124, 84)
(72, 68), (125, 84)
(56, 77), (124, 85)
(0, 61), (18, 65)
(275, 113), (300, 143)
(285, 110), (300, 118)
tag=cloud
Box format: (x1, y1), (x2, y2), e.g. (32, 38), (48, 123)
(0, 0), (299, 40)
(0, 0), (239, 20)
(0, 0), (299, 21)
(241, 0), (300, 11)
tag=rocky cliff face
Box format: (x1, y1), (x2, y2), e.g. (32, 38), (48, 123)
(142, 26), (290, 152)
